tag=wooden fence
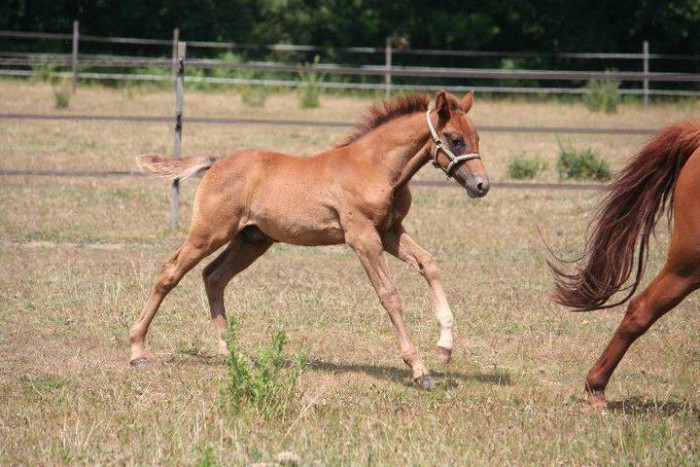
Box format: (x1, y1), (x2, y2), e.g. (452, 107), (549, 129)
(1, 24), (699, 101)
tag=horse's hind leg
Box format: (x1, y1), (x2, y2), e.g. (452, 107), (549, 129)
(203, 230), (273, 355)
(585, 267), (699, 410)
(585, 155), (700, 410)
(129, 236), (226, 365)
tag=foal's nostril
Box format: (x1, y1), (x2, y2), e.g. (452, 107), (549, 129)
(476, 182), (484, 193)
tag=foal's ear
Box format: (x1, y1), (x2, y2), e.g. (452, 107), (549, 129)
(462, 90), (474, 113)
(435, 91), (450, 123)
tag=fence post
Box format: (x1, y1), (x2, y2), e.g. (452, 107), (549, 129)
(171, 27), (180, 90)
(171, 41), (186, 230)
(71, 20), (79, 93)
(642, 40), (649, 108)
(385, 36), (392, 99)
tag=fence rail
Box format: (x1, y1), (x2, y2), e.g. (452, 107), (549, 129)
(3, 56), (699, 84)
(0, 113), (660, 135)
(2, 25), (700, 99)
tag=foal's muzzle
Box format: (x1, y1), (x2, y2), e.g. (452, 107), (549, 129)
(462, 172), (490, 198)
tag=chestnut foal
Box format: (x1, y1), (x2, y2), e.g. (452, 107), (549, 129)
(130, 91), (490, 387)
(550, 120), (700, 409)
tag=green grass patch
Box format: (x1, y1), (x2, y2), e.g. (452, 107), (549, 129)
(557, 144), (612, 181)
(507, 154), (548, 179)
(583, 78), (621, 113)
(222, 318), (306, 419)
(298, 55), (324, 109)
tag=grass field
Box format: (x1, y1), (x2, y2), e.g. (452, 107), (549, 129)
(0, 80), (698, 465)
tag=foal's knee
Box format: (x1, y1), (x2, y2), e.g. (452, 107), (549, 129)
(419, 256), (440, 282)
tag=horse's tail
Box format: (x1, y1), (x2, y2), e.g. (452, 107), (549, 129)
(549, 120), (700, 311)
(137, 154), (217, 180)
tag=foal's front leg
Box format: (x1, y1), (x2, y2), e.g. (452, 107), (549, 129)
(345, 224), (433, 388)
(383, 225), (455, 363)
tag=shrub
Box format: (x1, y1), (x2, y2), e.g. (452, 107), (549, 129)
(239, 85), (268, 107)
(52, 77), (71, 109)
(583, 78), (621, 113)
(556, 144), (612, 181)
(32, 64), (56, 83)
(222, 318), (306, 419)
(507, 154), (548, 179)
(298, 55), (324, 108)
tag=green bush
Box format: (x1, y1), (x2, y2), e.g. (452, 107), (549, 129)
(556, 144), (612, 181)
(239, 85), (269, 107)
(222, 318), (306, 419)
(32, 64), (56, 83)
(52, 77), (71, 109)
(507, 154), (548, 179)
(298, 55), (324, 108)
(583, 78), (621, 113)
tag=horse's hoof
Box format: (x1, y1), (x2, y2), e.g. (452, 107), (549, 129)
(436, 346), (452, 364)
(415, 375), (435, 389)
(129, 358), (148, 368)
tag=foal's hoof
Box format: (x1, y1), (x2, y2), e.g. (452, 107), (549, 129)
(436, 346), (452, 364)
(415, 375), (435, 389)
(129, 358), (148, 368)
(586, 390), (608, 413)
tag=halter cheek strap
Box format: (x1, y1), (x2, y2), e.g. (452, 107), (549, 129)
(426, 108), (481, 178)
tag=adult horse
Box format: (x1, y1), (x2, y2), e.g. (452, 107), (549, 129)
(129, 91), (490, 387)
(549, 120), (700, 409)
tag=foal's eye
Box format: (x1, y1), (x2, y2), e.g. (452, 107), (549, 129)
(451, 137), (464, 147)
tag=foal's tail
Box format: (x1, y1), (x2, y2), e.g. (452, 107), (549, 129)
(137, 154), (217, 180)
(549, 120), (700, 311)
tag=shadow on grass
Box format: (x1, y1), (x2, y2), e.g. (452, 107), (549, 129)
(306, 359), (513, 387)
(170, 352), (514, 387)
(607, 397), (698, 416)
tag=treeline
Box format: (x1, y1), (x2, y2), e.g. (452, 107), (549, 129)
(2, 0), (698, 56)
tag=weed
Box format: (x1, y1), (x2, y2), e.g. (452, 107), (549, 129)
(507, 154), (548, 179)
(222, 318), (306, 419)
(556, 144), (612, 181)
(197, 445), (216, 467)
(298, 55), (324, 109)
(32, 64), (56, 83)
(50, 75), (72, 109)
(239, 85), (269, 107)
(583, 76), (621, 113)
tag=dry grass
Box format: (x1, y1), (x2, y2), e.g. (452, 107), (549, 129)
(0, 79), (698, 465)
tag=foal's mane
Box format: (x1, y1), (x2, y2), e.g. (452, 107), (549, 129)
(337, 93), (431, 147)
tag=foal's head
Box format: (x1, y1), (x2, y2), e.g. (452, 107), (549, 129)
(428, 91), (490, 198)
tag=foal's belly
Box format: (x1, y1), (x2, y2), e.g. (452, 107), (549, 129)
(250, 204), (345, 246)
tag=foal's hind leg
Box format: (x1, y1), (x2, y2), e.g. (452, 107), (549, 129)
(383, 225), (455, 363)
(129, 236), (226, 365)
(203, 233), (273, 355)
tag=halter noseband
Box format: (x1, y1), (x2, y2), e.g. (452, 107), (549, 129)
(426, 108), (481, 178)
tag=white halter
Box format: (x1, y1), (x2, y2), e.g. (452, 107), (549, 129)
(426, 108), (481, 178)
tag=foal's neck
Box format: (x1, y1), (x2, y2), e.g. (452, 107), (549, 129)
(360, 112), (433, 189)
